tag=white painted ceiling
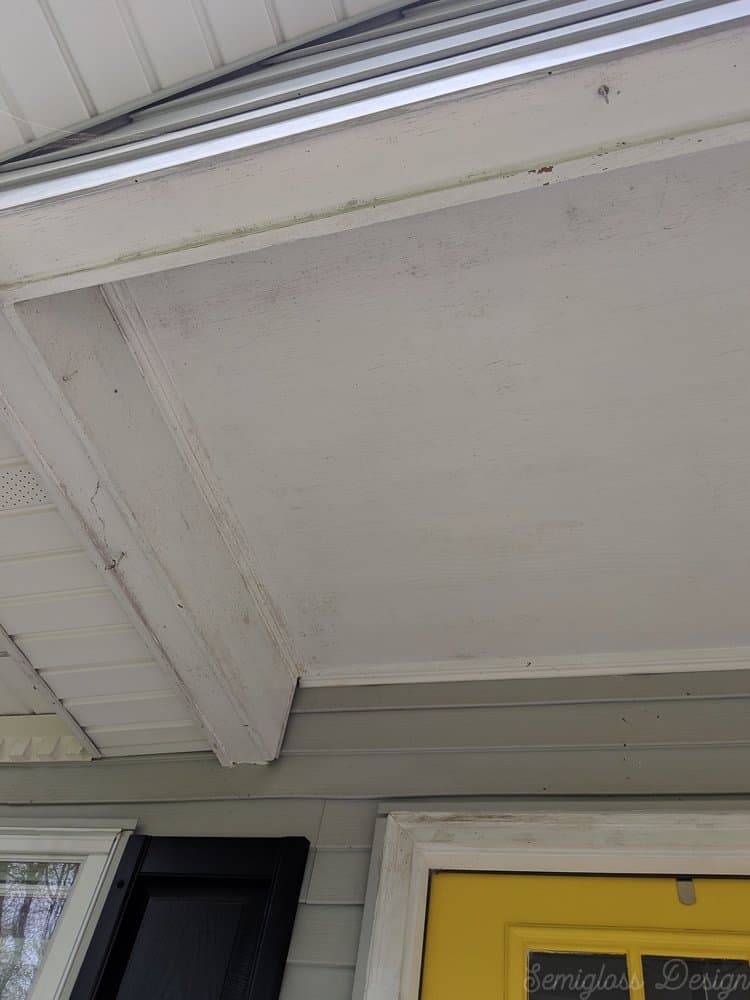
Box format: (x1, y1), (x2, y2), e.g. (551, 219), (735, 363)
(0, 0), (407, 158)
(121, 140), (750, 681)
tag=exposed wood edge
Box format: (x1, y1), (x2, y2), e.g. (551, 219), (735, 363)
(101, 283), (301, 679)
(0, 624), (99, 758)
(1, 26), (749, 299)
(0, 302), (295, 764)
(300, 646), (750, 687)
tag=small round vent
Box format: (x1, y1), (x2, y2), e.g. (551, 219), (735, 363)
(0, 465), (49, 510)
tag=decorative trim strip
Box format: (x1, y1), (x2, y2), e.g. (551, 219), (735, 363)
(301, 645), (750, 687)
(0, 713), (92, 762)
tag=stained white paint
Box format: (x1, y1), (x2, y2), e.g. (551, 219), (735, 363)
(119, 140), (750, 683)
(2, 296), (297, 765)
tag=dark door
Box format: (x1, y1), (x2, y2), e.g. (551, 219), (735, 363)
(72, 836), (308, 1000)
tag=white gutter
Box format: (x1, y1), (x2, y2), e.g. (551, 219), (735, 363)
(0, 0), (747, 208)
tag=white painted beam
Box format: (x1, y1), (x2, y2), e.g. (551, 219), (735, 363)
(0, 301), (298, 764)
(0, 25), (748, 300)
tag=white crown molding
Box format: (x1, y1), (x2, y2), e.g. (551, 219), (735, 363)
(359, 809), (750, 1000)
(0, 26), (748, 302)
(0, 714), (92, 762)
(0, 300), (296, 765)
(301, 646), (750, 687)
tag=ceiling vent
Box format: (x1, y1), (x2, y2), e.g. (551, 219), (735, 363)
(0, 465), (49, 511)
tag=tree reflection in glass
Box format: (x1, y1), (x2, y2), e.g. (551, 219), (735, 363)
(0, 860), (78, 999)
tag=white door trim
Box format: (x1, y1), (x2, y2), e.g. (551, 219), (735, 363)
(360, 809), (750, 1000)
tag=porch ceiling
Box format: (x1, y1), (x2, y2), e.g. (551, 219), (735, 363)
(117, 141), (750, 683)
(1, 18), (748, 763)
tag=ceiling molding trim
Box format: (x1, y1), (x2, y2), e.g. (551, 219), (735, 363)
(0, 301), (296, 764)
(101, 282), (301, 680)
(0, 26), (748, 300)
(0, 714), (92, 763)
(300, 646), (750, 687)
(0, 628), (100, 758)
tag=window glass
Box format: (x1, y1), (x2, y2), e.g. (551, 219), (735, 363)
(0, 860), (79, 999)
(642, 955), (750, 999)
(528, 951), (631, 999)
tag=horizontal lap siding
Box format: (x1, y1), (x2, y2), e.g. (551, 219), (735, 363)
(3, 671), (750, 998)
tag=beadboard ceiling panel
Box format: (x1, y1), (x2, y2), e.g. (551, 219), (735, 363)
(0, 418), (208, 756)
(0, 0), (405, 157)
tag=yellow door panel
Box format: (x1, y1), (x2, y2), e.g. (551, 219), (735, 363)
(420, 873), (750, 999)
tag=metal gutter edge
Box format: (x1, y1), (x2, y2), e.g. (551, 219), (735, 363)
(0, 0), (747, 209)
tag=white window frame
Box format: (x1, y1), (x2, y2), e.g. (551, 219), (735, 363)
(359, 809), (750, 1000)
(0, 822), (135, 999)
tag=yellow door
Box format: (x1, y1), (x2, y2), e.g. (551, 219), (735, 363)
(421, 873), (750, 999)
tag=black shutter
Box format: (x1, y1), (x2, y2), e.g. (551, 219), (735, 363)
(71, 835), (308, 1000)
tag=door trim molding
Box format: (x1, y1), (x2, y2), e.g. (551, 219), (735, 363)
(359, 809), (750, 1000)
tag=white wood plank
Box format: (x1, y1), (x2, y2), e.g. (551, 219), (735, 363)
(87, 720), (207, 749)
(318, 800), (377, 849)
(343, 0), (391, 13)
(40, 661), (168, 699)
(307, 849), (371, 904)
(15, 624), (151, 669)
(0, 551), (103, 599)
(0, 509), (75, 557)
(5, 29), (747, 299)
(199, 0), (277, 64)
(64, 690), (193, 727)
(101, 739), (209, 756)
(286, 904), (363, 966)
(47, 0), (151, 113)
(271, 0), (338, 40)
(0, 0), (89, 140)
(125, 0), (214, 87)
(293, 669), (750, 712)
(0, 672), (51, 715)
(284, 699), (750, 753)
(0, 589), (128, 634)
(280, 965), (354, 1000)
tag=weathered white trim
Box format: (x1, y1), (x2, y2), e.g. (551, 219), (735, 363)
(0, 26), (748, 299)
(0, 714), (92, 762)
(0, 822), (134, 1000)
(301, 645), (750, 686)
(101, 283), (301, 678)
(0, 301), (296, 765)
(360, 809), (750, 1000)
